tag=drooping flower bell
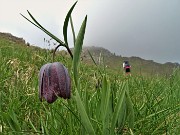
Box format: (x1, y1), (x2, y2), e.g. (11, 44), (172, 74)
(39, 62), (71, 103)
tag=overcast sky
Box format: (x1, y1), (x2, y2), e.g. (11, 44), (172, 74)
(0, 0), (180, 64)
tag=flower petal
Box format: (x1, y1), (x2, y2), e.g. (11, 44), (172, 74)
(43, 63), (58, 103)
(39, 62), (71, 103)
(54, 62), (71, 99)
(39, 63), (51, 101)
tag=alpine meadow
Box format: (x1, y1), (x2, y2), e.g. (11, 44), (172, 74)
(0, 2), (180, 135)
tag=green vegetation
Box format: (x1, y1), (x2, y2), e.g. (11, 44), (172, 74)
(81, 46), (179, 77)
(0, 2), (179, 134)
(0, 32), (179, 135)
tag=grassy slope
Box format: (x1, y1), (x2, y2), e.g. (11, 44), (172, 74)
(81, 46), (179, 77)
(0, 33), (180, 134)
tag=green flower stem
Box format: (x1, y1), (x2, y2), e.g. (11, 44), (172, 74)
(70, 16), (76, 46)
(66, 45), (73, 59)
(53, 44), (73, 62)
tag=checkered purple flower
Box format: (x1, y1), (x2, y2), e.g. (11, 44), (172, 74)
(39, 62), (71, 103)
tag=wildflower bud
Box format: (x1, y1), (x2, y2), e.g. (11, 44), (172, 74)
(39, 62), (71, 103)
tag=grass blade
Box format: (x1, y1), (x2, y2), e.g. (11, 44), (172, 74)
(21, 10), (64, 45)
(74, 85), (95, 135)
(63, 1), (77, 46)
(111, 82), (126, 134)
(70, 16), (76, 46)
(1, 111), (21, 132)
(28, 117), (38, 133)
(101, 76), (111, 135)
(20, 13), (42, 30)
(73, 15), (87, 86)
(88, 50), (103, 77)
(125, 84), (134, 130)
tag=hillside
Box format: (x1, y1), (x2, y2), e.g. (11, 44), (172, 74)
(81, 46), (179, 76)
(0, 32), (179, 76)
(1, 32), (180, 134)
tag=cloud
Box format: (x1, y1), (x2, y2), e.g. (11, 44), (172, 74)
(0, 0), (180, 63)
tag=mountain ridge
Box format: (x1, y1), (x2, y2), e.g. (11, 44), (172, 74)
(80, 46), (179, 76)
(1, 32), (179, 76)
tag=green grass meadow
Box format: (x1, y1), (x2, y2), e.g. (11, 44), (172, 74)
(1, 3), (180, 134)
(0, 34), (180, 135)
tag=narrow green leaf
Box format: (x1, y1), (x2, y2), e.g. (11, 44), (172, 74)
(40, 116), (45, 134)
(117, 98), (126, 132)
(74, 85), (95, 135)
(63, 1), (77, 46)
(102, 76), (111, 135)
(100, 76), (108, 117)
(73, 15), (87, 86)
(88, 50), (103, 77)
(21, 11), (64, 45)
(20, 13), (41, 30)
(101, 76), (111, 119)
(70, 16), (76, 46)
(71, 19), (95, 134)
(130, 128), (135, 135)
(111, 82), (126, 134)
(9, 110), (21, 132)
(136, 104), (180, 124)
(28, 118), (38, 132)
(1, 112), (21, 132)
(125, 85), (134, 130)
